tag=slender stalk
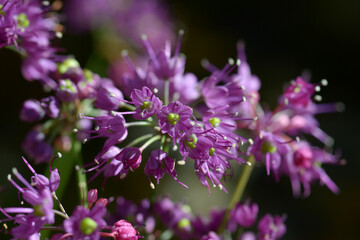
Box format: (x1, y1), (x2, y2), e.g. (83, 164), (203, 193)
(164, 79), (170, 105)
(126, 133), (153, 148)
(218, 155), (255, 233)
(72, 139), (88, 206)
(125, 121), (153, 127)
(120, 102), (136, 111)
(140, 135), (161, 151)
(52, 192), (68, 218)
(53, 209), (69, 219)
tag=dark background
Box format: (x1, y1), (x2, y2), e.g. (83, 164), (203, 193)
(0, 0), (359, 239)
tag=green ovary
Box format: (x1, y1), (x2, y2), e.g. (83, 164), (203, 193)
(80, 217), (98, 235)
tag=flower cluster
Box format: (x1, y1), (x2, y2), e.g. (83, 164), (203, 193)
(110, 196), (286, 240)
(0, 0), (344, 239)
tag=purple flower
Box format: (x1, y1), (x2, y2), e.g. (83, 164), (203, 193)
(56, 79), (78, 102)
(144, 149), (187, 188)
(228, 201), (258, 230)
(80, 113), (128, 160)
(258, 214), (286, 240)
(157, 101), (193, 141)
(142, 31), (185, 79)
(200, 231), (221, 240)
(284, 141), (340, 197)
(1, 166), (55, 239)
(111, 219), (140, 240)
(22, 130), (53, 163)
(64, 205), (106, 240)
(130, 86), (163, 120)
(95, 79), (124, 111)
(279, 77), (315, 109)
(40, 96), (60, 118)
(20, 99), (45, 122)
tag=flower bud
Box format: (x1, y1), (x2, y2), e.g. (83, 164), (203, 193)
(111, 220), (139, 240)
(56, 79), (78, 102)
(20, 99), (45, 122)
(87, 189), (98, 205)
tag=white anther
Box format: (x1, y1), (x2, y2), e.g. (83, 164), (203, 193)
(77, 113), (83, 119)
(315, 86), (321, 92)
(110, 93), (116, 97)
(95, 126), (100, 131)
(259, 132), (263, 139)
(83, 139), (88, 144)
(42, 1), (50, 6)
(75, 165), (80, 171)
(3, 223), (8, 230)
(73, 128), (78, 133)
(228, 58), (235, 65)
(121, 49), (128, 57)
(141, 34), (148, 40)
(240, 85), (245, 90)
(154, 126), (161, 131)
(201, 58), (209, 67)
(314, 95), (322, 102)
(296, 136), (300, 142)
(177, 160), (186, 165)
(242, 96), (247, 102)
(179, 29), (185, 35)
(55, 32), (63, 39)
(236, 59), (241, 66)
(148, 117), (153, 122)
(219, 185), (223, 190)
(153, 88), (158, 94)
(246, 161), (252, 166)
(12, 168), (18, 175)
(240, 141), (244, 146)
(94, 159), (99, 165)
(284, 98), (289, 105)
(321, 79), (328, 86)
(190, 121), (195, 126)
(172, 145), (178, 151)
(248, 138), (254, 145)
(335, 102), (345, 112)
(253, 116), (258, 121)
(234, 112), (239, 116)
(150, 182), (155, 189)
(7, 174), (11, 181)
(111, 111), (117, 116)
(120, 173), (127, 179)
(57, 152), (62, 158)
(325, 137), (334, 147)
(20, 201), (24, 205)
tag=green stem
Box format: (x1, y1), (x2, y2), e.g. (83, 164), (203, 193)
(53, 209), (69, 219)
(126, 134), (154, 148)
(217, 155), (255, 234)
(72, 139), (88, 206)
(52, 192), (68, 218)
(164, 79), (169, 105)
(140, 135), (161, 151)
(121, 102), (136, 111)
(125, 121), (153, 127)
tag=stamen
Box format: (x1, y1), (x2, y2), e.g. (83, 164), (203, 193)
(321, 79), (328, 86)
(73, 128), (78, 133)
(177, 160), (186, 165)
(315, 86), (321, 92)
(248, 138), (254, 145)
(314, 95), (322, 102)
(150, 182), (155, 189)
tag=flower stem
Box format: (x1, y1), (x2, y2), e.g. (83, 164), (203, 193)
(140, 135), (161, 151)
(126, 133), (154, 148)
(125, 121), (153, 127)
(217, 155), (255, 233)
(164, 79), (170, 105)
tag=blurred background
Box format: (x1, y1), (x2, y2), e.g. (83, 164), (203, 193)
(0, 0), (359, 239)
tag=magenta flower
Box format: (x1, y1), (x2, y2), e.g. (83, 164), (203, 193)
(130, 86), (163, 120)
(95, 79), (124, 111)
(229, 201), (258, 230)
(20, 99), (45, 122)
(64, 205), (106, 240)
(258, 214), (286, 240)
(111, 219), (140, 240)
(145, 149), (187, 188)
(157, 101), (193, 141)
